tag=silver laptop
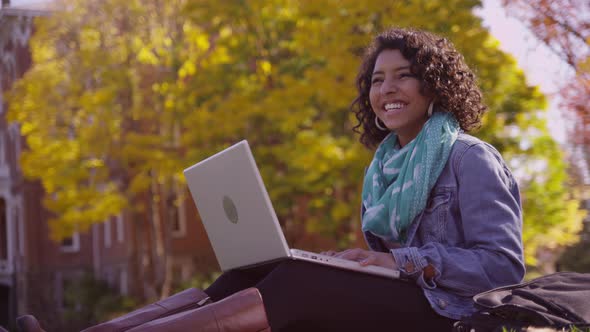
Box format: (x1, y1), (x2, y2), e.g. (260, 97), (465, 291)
(183, 140), (399, 279)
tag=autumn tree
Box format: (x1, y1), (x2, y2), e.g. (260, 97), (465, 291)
(499, 0), (590, 171)
(499, 0), (589, 270)
(500, 0), (590, 170)
(9, 0), (204, 299)
(8, 0), (584, 300)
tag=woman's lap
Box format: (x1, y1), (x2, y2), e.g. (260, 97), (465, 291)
(205, 259), (455, 331)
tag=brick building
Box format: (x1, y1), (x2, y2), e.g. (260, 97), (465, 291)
(0, 2), (217, 330)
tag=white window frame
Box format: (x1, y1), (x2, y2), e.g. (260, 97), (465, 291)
(115, 213), (124, 243)
(0, 135), (7, 177)
(0, 196), (13, 273)
(9, 124), (22, 168)
(104, 218), (112, 248)
(171, 184), (187, 238)
(180, 263), (192, 282)
(16, 198), (24, 257)
(55, 271), (64, 310)
(119, 268), (128, 295)
(104, 267), (115, 288)
(60, 231), (80, 253)
(56, 270), (84, 311)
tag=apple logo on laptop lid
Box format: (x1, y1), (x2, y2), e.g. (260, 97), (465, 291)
(222, 195), (239, 224)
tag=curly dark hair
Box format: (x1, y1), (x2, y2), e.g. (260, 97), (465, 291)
(351, 27), (487, 148)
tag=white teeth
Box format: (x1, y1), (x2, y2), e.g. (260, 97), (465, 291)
(384, 103), (405, 111)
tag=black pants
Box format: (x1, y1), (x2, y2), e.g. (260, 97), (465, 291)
(205, 260), (455, 331)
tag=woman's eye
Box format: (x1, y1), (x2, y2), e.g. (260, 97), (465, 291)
(371, 77), (383, 84)
(399, 73), (413, 79)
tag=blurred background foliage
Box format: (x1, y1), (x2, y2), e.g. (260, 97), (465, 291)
(62, 273), (137, 331)
(7, 0), (585, 277)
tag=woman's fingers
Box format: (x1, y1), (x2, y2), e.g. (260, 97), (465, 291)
(323, 249), (397, 269)
(366, 252), (397, 269)
(359, 254), (376, 266)
(335, 248), (368, 261)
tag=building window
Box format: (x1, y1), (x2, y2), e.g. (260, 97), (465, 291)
(115, 213), (124, 243)
(104, 268), (115, 288)
(0, 198), (7, 262)
(60, 232), (80, 253)
(104, 218), (112, 248)
(59, 272), (83, 312)
(0, 137), (7, 176)
(119, 268), (128, 295)
(55, 272), (64, 310)
(180, 263), (192, 282)
(14, 203), (23, 256)
(169, 185), (186, 238)
(62, 278), (76, 310)
(9, 124), (21, 161)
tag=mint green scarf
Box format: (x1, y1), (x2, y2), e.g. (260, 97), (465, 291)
(361, 112), (460, 242)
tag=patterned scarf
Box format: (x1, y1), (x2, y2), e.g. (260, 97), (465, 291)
(361, 112), (459, 242)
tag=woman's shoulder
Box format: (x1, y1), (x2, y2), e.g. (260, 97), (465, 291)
(452, 133), (502, 158)
(453, 132), (493, 149)
(450, 133), (509, 172)
(448, 133), (520, 201)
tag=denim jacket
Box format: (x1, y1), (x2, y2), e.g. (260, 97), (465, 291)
(363, 133), (525, 320)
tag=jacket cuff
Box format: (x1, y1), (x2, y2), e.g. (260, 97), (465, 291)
(391, 247), (438, 289)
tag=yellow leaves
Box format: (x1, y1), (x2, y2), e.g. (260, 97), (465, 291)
(153, 82), (170, 93)
(195, 34), (210, 51)
(32, 40), (59, 63)
(165, 98), (175, 110)
(259, 60), (272, 76)
(210, 46), (232, 65)
(524, 196), (585, 266)
(163, 37), (173, 48)
(184, 22), (210, 51)
(137, 47), (159, 65)
(79, 28), (101, 52)
(128, 172), (152, 194)
(82, 158), (105, 168)
(219, 26), (232, 38)
(331, 200), (353, 222)
(20, 122), (37, 136)
(178, 60), (197, 78)
(577, 56), (590, 73)
(287, 131), (348, 187)
(46, 184), (128, 240)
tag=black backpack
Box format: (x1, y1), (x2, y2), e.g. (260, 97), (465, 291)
(453, 272), (590, 332)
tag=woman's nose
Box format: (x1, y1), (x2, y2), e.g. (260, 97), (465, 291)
(381, 78), (398, 94)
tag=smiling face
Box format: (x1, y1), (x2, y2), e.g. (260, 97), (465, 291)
(369, 49), (433, 146)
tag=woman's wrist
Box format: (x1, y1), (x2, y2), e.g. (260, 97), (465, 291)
(423, 264), (436, 280)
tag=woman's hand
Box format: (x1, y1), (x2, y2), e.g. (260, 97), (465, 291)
(321, 248), (398, 270)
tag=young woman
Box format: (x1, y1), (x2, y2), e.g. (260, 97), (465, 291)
(203, 27), (525, 331)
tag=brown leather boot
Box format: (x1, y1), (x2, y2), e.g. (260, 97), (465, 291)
(15, 315), (46, 332)
(83, 287), (210, 332)
(127, 287), (271, 332)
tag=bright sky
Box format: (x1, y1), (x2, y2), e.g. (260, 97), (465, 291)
(5, 0), (52, 8)
(7, 0), (48, 4)
(475, 0), (574, 144)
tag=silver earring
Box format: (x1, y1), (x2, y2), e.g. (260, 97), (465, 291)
(427, 101), (434, 117)
(375, 116), (388, 131)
